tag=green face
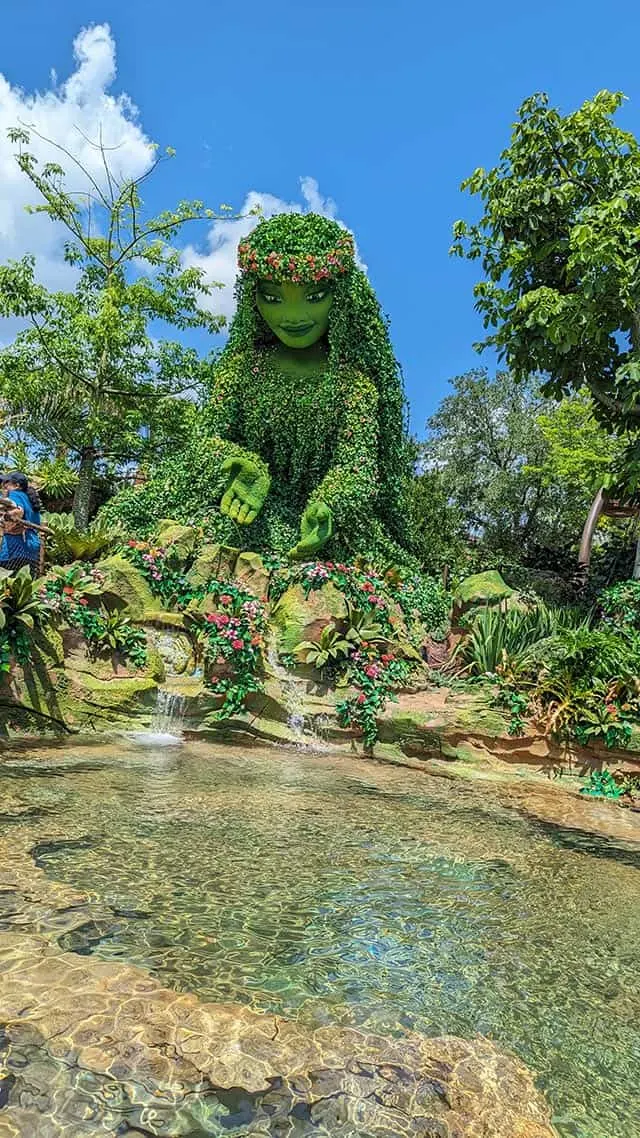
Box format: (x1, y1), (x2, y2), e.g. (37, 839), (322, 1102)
(255, 279), (333, 349)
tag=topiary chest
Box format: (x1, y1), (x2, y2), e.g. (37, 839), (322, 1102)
(237, 365), (342, 489)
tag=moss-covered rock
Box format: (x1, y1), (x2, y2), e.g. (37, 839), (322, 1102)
(96, 555), (156, 619)
(453, 570), (513, 616)
(154, 520), (198, 560)
(272, 582), (348, 655)
(234, 551), (270, 599)
(186, 543), (239, 589)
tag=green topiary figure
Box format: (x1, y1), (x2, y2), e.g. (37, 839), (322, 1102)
(108, 213), (413, 562)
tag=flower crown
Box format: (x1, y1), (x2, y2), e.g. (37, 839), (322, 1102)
(238, 231), (355, 284)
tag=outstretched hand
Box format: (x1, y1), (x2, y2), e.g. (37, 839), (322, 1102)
(288, 500), (333, 559)
(220, 457), (270, 524)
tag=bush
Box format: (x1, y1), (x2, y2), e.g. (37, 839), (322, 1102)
(598, 579), (640, 635)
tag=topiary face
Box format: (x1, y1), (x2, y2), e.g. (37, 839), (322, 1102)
(255, 278), (333, 349)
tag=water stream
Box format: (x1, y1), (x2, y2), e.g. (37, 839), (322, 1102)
(2, 742), (640, 1137)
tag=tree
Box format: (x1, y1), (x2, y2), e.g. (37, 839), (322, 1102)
(0, 127), (235, 528)
(451, 90), (640, 435)
(422, 369), (623, 568)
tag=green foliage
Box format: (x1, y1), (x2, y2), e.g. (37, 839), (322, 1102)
(423, 369), (624, 570)
(0, 565), (51, 667)
(580, 770), (627, 800)
(74, 607), (148, 669)
(109, 212), (413, 561)
(452, 90), (640, 428)
(183, 583), (266, 719)
(122, 537), (267, 717)
(296, 624), (353, 670)
(0, 128), (231, 529)
(42, 565), (147, 669)
(486, 617), (640, 748)
(455, 602), (585, 676)
(45, 512), (122, 564)
(598, 579), (640, 634)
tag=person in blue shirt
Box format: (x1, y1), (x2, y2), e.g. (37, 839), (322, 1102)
(0, 472), (42, 572)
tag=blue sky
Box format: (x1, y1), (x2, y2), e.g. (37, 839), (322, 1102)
(1, 0), (640, 434)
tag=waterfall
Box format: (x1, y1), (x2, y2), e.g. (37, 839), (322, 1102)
(152, 689), (187, 737)
(127, 689), (186, 747)
(266, 643), (326, 749)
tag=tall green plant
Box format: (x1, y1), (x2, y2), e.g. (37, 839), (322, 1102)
(0, 127), (234, 528)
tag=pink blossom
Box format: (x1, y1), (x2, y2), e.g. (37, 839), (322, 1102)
(220, 594), (232, 605)
(365, 665), (380, 679)
(357, 693), (366, 704)
(232, 639), (244, 651)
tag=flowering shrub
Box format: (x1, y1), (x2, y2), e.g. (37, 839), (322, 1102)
(124, 540), (192, 607)
(43, 566), (148, 669)
(122, 539), (267, 718)
(337, 650), (413, 751)
(185, 582), (266, 718)
(271, 558), (449, 639)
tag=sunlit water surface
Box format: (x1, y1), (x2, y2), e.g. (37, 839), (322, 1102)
(2, 740), (640, 1138)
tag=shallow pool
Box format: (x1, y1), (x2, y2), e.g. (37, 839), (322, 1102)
(2, 740), (640, 1137)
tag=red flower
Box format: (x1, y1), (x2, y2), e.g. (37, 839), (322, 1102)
(78, 598), (89, 607)
(205, 613), (217, 623)
(357, 693), (366, 704)
(220, 594), (232, 605)
(63, 585), (75, 595)
(218, 614), (230, 625)
(361, 581), (375, 593)
(232, 638), (244, 651)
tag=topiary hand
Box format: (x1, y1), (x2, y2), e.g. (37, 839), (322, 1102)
(288, 500), (333, 559)
(220, 457), (270, 524)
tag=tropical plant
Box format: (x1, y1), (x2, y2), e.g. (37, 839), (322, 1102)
(44, 513), (121, 564)
(455, 602), (588, 677)
(580, 770), (627, 800)
(598, 579), (640, 635)
(0, 566), (51, 665)
(71, 605), (148, 669)
(296, 624), (353, 670)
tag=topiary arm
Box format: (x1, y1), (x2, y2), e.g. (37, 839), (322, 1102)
(289, 372), (378, 558)
(207, 352), (271, 524)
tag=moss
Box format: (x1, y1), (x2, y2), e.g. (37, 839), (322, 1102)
(154, 521), (199, 561)
(453, 571), (513, 610)
(234, 551), (270, 599)
(67, 671), (157, 711)
(96, 555), (157, 619)
(271, 582), (347, 655)
(33, 625), (65, 668)
(186, 544), (239, 589)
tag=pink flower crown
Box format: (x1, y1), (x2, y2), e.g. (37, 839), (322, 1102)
(237, 232), (355, 284)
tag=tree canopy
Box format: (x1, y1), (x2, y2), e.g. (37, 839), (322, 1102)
(0, 128), (234, 527)
(419, 369), (623, 572)
(452, 90), (640, 439)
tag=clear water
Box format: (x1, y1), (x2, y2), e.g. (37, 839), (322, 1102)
(3, 741), (640, 1138)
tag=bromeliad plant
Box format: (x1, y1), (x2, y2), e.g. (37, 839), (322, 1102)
(0, 566), (52, 669)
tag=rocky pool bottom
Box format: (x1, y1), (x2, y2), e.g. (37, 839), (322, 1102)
(0, 742), (638, 1137)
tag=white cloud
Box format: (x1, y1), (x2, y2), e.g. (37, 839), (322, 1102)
(182, 177), (362, 320)
(0, 23), (154, 290)
(0, 24), (352, 333)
